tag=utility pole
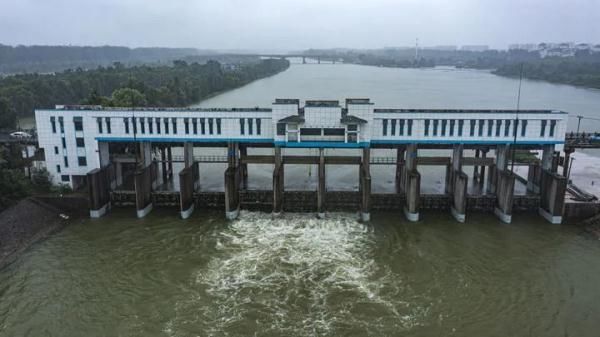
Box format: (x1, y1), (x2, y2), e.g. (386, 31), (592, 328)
(576, 115), (583, 134)
(511, 63), (524, 173)
(415, 38), (419, 61)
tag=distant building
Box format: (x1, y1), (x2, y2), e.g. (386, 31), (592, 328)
(422, 45), (458, 51)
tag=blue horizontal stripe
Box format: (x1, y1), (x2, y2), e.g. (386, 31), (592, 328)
(370, 139), (565, 145)
(95, 137), (274, 143)
(274, 141), (370, 148)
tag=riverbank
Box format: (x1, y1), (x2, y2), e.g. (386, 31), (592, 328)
(0, 196), (87, 269)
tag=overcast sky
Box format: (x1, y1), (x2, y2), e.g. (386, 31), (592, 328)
(1, 0), (599, 51)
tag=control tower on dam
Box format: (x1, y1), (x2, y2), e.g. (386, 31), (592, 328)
(35, 98), (574, 224)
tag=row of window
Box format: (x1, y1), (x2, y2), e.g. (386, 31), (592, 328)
(123, 117), (223, 136)
(382, 119), (414, 136)
(380, 119), (558, 138)
(240, 118), (262, 135)
(97, 117), (112, 134)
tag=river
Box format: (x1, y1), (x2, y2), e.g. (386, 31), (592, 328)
(2, 63), (600, 336)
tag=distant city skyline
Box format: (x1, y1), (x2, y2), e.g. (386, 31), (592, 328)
(1, 0), (599, 50)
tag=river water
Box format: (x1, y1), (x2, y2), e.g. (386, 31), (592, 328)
(2, 64), (600, 336)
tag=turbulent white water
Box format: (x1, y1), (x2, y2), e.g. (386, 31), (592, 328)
(167, 212), (429, 336)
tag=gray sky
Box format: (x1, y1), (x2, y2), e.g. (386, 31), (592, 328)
(1, 0), (599, 50)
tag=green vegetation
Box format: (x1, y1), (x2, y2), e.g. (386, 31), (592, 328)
(0, 58), (289, 130)
(0, 45), (202, 74)
(493, 57), (600, 89)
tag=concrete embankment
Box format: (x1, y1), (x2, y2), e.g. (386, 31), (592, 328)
(0, 196), (87, 269)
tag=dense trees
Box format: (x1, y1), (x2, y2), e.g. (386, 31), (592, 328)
(493, 58), (600, 89)
(0, 45), (202, 74)
(0, 58), (290, 124)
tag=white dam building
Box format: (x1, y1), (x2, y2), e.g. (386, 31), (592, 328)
(35, 98), (568, 186)
(35, 98), (571, 225)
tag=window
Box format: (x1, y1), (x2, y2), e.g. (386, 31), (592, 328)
(347, 124), (358, 131)
(200, 118), (206, 135)
(424, 120), (430, 136)
(172, 118), (177, 134)
(105, 118), (112, 134)
(496, 120), (502, 137)
(59, 117), (64, 133)
(132, 117), (137, 134)
(184, 118), (190, 134)
(433, 120), (439, 136)
(441, 120), (447, 136)
(51, 117), (57, 133)
(192, 118), (198, 134)
(139, 117), (145, 134)
(78, 156), (87, 166)
(449, 120), (455, 136)
(54, 146), (59, 154)
(73, 117), (83, 131)
(155, 118), (161, 134)
(382, 119), (388, 136)
(76, 137), (85, 147)
(64, 156), (69, 167)
(277, 123), (286, 135)
(61, 137), (66, 148)
(458, 120), (464, 136)
(399, 119), (405, 136)
(549, 120), (556, 137)
(301, 128), (322, 136)
(208, 118), (214, 135)
(248, 118), (253, 135)
(505, 120), (511, 137)
(97, 117), (103, 133)
(390, 119), (396, 136)
(61, 175), (70, 182)
(478, 119), (484, 137)
(240, 118), (245, 135)
(256, 119), (261, 135)
(487, 120), (493, 137)
(521, 120), (528, 137)
(124, 118), (130, 134)
(148, 118), (153, 134)
(216, 118), (222, 135)
(407, 120), (413, 136)
(56, 165), (61, 173)
(324, 128), (345, 136)
(164, 118), (169, 134)
(540, 120), (547, 137)
(513, 120), (519, 137)
(469, 120), (476, 136)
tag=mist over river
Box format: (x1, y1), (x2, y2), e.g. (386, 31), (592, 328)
(2, 63), (600, 336)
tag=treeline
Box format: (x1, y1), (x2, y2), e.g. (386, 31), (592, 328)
(0, 45), (203, 74)
(305, 48), (542, 69)
(493, 58), (600, 89)
(0, 58), (290, 130)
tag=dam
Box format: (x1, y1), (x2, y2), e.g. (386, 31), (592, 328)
(34, 98), (576, 224)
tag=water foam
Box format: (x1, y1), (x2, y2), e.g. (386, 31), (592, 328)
(169, 212), (427, 336)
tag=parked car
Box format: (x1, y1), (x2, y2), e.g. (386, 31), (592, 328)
(9, 131), (32, 138)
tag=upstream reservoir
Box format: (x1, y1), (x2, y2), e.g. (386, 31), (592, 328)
(2, 63), (600, 336)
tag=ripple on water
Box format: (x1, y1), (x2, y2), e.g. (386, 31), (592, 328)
(166, 211), (430, 336)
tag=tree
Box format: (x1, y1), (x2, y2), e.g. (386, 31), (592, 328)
(111, 88), (147, 107)
(0, 168), (31, 210)
(0, 98), (17, 130)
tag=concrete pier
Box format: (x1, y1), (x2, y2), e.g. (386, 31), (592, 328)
(134, 142), (156, 218)
(87, 164), (114, 218)
(360, 148), (371, 222)
(527, 163), (542, 194)
(179, 142), (196, 219)
(317, 148), (326, 218)
(273, 147), (284, 215)
(240, 145), (249, 190)
(403, 144), (420, 221)
(450, 145), (467, 222)
(224, 142), (240, 220)
(493, 145), (514, 223)
(539, 170), (567, 224)
(395, 147), (405, 193)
